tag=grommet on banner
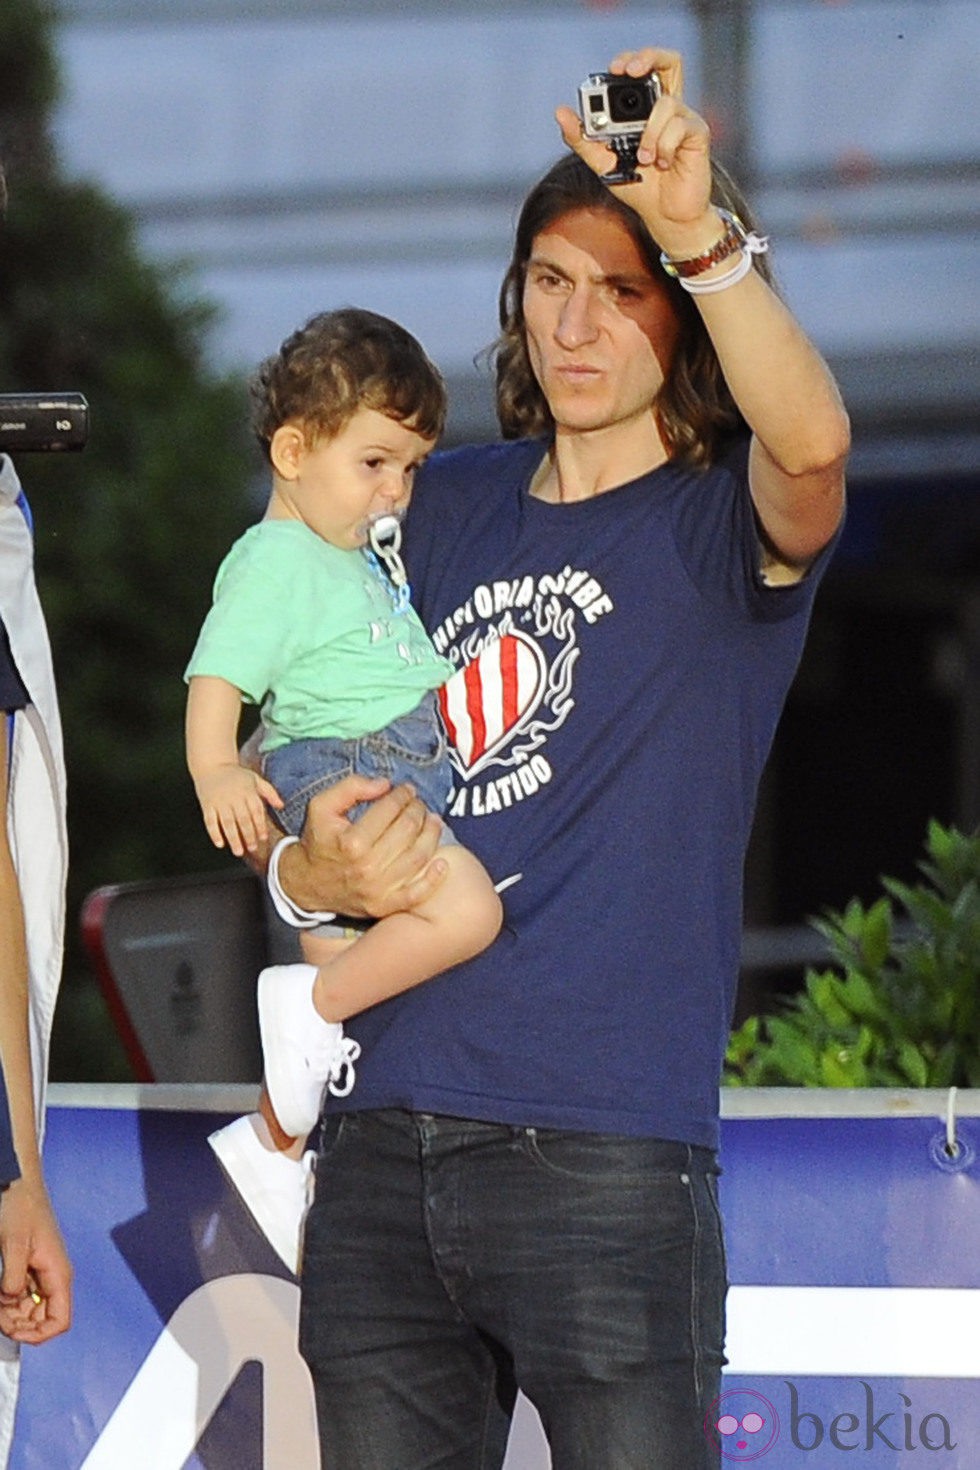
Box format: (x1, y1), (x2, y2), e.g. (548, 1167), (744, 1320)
(928, 1087), (974, 1174)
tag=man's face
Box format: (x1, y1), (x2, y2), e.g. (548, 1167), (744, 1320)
(521, 207), (682, 437)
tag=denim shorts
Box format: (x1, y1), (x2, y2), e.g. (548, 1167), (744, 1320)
(263, 690), (453, 840)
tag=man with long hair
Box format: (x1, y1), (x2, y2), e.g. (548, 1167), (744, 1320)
(268, 47), (848, 1469)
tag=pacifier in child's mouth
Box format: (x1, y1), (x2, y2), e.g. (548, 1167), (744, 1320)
(366, 511), (408, 589)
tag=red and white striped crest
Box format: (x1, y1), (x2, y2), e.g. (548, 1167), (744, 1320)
(439, 630), (547, 777)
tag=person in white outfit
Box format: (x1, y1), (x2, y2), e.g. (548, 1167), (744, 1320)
(0, 160), (74, 1467)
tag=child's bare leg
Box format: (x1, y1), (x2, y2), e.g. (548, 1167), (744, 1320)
(299, 929), (358, 972)
(257, 1082), (305, 1159)
(309, 844), (502, 1021)
(258, 848), (500, 1137)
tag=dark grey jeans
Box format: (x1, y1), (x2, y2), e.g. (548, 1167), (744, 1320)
(299, 1109), (727, 1470)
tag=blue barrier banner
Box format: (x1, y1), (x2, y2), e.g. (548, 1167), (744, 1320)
(12, 1089), (980, 1468)
(718, 1108), (980, 1466)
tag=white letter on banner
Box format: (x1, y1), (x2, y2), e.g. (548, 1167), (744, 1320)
(80, 1273), (317, 1469)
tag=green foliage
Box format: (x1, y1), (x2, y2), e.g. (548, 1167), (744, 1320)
(0, 0), (60, 159)
(2, 0), (256, 1076)
(725, 822), (980, 1088)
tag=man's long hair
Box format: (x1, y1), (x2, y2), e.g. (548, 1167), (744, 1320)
(492, 154), (775, 466)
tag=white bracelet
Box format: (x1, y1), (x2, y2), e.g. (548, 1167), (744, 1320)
(267, 835), (337, 929)
(675, 236), (768, 296)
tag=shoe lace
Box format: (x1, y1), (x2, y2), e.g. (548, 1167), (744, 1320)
(326, 1036), (361, 1098)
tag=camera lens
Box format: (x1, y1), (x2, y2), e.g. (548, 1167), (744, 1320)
(609, 84), (648, 123)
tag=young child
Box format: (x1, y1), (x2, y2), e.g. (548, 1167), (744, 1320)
(184, 308), (502, 1270)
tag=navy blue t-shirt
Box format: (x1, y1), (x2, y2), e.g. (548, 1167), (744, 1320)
(329, 438), (837, 1150)
(0, 615), (27, 1186)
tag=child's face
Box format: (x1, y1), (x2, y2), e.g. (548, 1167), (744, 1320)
(274, 406), (435, 550)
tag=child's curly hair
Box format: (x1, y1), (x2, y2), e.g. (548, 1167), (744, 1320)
(250, 307), (447, 458)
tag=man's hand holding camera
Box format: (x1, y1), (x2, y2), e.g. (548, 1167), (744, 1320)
(559, 47), (721, 262)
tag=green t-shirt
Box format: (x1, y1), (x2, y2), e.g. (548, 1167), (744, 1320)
(184, 520), (453, 751)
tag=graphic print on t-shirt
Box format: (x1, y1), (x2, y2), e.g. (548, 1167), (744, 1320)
(431, 564), (613, 818)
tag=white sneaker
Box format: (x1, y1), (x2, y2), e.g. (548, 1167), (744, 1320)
(209, 1114), (314, 1275)
(257, 963), (361, 1139)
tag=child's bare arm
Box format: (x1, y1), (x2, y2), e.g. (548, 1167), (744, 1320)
(186, 675), (282, 855)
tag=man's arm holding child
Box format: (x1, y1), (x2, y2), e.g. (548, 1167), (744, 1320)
(269, 777), (448, 921)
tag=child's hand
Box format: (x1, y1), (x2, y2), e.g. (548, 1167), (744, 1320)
(195, 765), (284, 856)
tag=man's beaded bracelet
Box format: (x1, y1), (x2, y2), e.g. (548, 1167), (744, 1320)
(660, 208), (767, 280)
(674, 236), (769, 295)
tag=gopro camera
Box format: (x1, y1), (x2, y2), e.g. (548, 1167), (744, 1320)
(578, 71), (662, 185)
(0, 393), (89, 453)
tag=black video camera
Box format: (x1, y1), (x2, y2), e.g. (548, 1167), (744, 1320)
(0, 393), (89, 453)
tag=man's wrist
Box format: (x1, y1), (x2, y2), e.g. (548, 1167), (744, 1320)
(652, 208), (731, 266)
(267, 835), (336, 929)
